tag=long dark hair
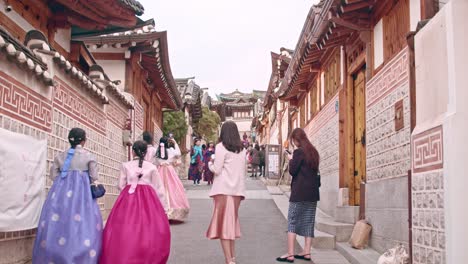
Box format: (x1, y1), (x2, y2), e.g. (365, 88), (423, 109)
(290, 128), (319, 169)
(219, 121), (243, 153)
(156, 137), (169, 160)
(132, 140), (147, 178)
(68, 128), (86, 148)
(142, 131), (153, 145)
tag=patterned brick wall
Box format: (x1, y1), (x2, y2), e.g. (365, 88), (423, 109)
(412, 125), (445, 264)
(304, 94), (339, 217)
(365, 47), (411, 252)
(0, 72), (129, 244)
(366, 48), (411, 182)
(133, 101), (143, 141)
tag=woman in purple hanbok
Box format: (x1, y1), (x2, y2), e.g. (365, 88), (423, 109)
(203, 142), (215, 185)
(33, 128), (103, 264)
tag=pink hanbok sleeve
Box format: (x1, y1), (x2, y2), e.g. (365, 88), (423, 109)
(151, 168), (168, 211)
(118, 164), (128, 191)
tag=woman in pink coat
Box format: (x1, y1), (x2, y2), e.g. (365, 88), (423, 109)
(206, 121), (246, 264)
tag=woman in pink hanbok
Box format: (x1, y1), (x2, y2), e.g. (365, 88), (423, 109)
(100, 141), (171, 264)
(156, 137), (190, 222)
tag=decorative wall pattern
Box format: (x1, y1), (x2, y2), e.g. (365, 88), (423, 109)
(107, 98), (128, 129)
(0, 71), (52, 132)
(134, 101), (143, 140)
(412, 126), (443, 173)
(412, 125), (445, 264)
(0, 72), (128, 242)
(304, 94), (339, 217)
(366, 48), (411, 182)
(366, 48), (409, 108)
(53, 78), (106, 134)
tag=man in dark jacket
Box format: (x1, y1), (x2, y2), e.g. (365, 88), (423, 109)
(258, 145), (266, 177)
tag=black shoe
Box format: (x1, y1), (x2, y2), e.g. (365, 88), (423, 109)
(294, 254), (311, 261)
(276, 256), (294, 263)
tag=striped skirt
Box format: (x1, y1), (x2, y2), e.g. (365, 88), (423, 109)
(287, 201), (317, 237)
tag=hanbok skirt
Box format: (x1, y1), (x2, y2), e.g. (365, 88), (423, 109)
(206, 195), (242, 240)
(158, 165), (190, 221)
(32, 171), (103, 264)
(100, 184), (171, 264)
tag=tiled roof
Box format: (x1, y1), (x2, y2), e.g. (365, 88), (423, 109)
(119, 0), (145, 16)
(0, 27), (53, 86)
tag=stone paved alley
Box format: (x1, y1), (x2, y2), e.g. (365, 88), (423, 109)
(168, 179), (349, 264)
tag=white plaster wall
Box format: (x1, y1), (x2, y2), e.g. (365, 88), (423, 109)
(54, 28), (71, 52)
(413, 1), (468, 262)
(373, 19), (384, 68)
(96, 60), (126, 91)
(410, 0), (422, 31)
(414, 15), (449, 126)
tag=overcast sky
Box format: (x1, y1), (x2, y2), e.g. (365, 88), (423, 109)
(139, 0), (317, 97)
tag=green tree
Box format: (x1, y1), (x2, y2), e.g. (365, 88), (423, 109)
(193, 107), (221, 142)
(162, 110), (188, 143)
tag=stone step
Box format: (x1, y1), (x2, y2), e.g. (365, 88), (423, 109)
(312, 230), (336, 249)
(336, 242), (381, 264)
(315, 217), (354, 242)
(335, 206), (360, 224)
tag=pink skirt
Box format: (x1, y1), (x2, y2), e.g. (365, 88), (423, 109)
(206, 195), (242, 240)
(158, 165), (190, 221)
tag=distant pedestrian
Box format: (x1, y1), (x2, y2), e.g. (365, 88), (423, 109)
(203, 142), (216, 185)
(207, 121), (246, 264)
(100, 141), (170, 264)
(33, 128), (103, 263)
(259, 145), (266, 177)
(249, 144), (260, 178)
(143, 131), (157, 163)
(277, 128), (320, 263)
(188, 139), (204, 185)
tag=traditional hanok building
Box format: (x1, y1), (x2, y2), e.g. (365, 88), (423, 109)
(276, 0), (447, 260)
(0, 1), (181, 262)
(73, 18), (182, 141)
(176, 77), (203, 150)
(212, 90), (265, 143)
(255, 48), (293, 146)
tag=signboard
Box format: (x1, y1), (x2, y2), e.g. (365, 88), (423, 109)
(265, 144), (281, 179)
(0, 128), (46, 231)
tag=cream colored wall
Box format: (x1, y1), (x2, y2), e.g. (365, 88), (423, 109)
(96, 60), (126, 91)
(54, 28), (71, 52)
(414, 10), (449, 127)
(373, 19), (384, 68)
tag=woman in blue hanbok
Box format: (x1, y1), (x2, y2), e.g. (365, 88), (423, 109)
(33, 128), (103, 264)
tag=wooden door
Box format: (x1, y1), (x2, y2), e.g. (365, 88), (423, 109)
(353, 69), (366, 205)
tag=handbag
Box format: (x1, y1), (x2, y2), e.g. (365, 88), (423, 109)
(90, 182), (106, 199)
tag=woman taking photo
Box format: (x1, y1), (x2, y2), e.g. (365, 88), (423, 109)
(33, 128), (103, 263)
(206, 121), (246, 264)
(277, 128), (320, 263)
(100, 141), (170, 264)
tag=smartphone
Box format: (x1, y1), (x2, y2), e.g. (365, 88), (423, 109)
(169, 133), (174, 138)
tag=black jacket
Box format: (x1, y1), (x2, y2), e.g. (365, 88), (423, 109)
(288, 148), (320, 202)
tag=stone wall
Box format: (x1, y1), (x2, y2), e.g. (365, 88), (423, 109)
(365, 47), (411, 253)
(304, 93), (339, 218)
(0, 55), (130, 263)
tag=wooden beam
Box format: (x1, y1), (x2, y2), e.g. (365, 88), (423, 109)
(92, 52), (126, 60)
(341, 1), (374, 13)
(421, 0), (438, 20)
(329, 17), (369, 31)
